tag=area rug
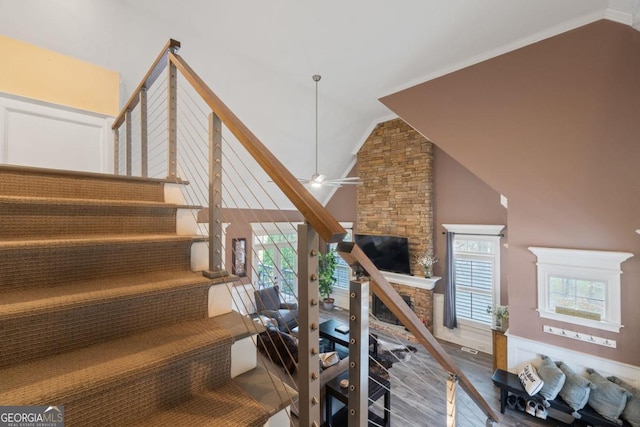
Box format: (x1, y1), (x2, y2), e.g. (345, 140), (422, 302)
(370, 339), (418, 379)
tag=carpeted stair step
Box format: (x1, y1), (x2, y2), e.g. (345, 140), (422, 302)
(131, 380), (269, 427)
(0, 165), (170, 202)
(0, 271), (239, 368)
(0, 235), (204, 291)
(0, 317), (244, 426)
(234, 364), (298, 421)
(0, 195), (198, 239)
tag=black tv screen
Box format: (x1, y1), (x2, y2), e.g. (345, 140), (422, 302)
(354, 234), (411, 275)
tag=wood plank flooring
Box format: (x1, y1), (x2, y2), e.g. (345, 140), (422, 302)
(317, 307), (569, 427)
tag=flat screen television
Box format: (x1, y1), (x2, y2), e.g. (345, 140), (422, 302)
(354, 234), (412, 275)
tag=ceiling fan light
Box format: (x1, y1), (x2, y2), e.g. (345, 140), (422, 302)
(311, 173), (326, 187)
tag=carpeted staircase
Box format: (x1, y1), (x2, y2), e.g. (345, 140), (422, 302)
(0, 165), (280, 426)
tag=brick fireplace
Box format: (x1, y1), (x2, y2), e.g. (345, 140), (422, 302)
(356, 118), (435, 332)
(372, 293), (413, 325)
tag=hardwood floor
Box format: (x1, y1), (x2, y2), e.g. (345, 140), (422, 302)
(317, 307), (567, 427)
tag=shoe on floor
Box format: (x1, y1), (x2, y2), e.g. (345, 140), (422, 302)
(506, 395), (517, 410)
(536, 402), (548, 420)
(516, 396), (526, 412)
(526, 400), (537, 416)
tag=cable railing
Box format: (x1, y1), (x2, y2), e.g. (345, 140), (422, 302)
(111, 39), (500, 427)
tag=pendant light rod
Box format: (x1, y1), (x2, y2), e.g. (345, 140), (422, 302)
(313, 74), (321, 176)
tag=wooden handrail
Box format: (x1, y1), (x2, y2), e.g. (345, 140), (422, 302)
(112, 39), (181, 129)
(111, 39), (498, 424)
(337, 241), (501, 423)
(168, 52), (346, 243)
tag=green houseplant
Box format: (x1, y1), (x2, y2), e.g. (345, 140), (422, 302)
(318, 250), (338, 310)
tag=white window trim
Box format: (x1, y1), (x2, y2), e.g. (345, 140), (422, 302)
(529, 247), (633, 333)
(442, 224), (505, 236)
(443, 224), (505, 328)
(331, 222), (353, 290)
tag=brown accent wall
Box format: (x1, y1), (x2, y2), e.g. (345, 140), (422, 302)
(432, 146), (508, 301)
(325, 165), (357, 223)
(381, 20), (640, 365)
(356, 118), (435, 329)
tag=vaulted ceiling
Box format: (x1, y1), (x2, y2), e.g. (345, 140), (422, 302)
(0, 0), (637, 202)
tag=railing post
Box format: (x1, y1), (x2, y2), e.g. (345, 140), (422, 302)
(297, 223), (321, 427)
(113, 128), (120, 175)
(447, 373), (458, 427)
(202, 112), (228, 279)
(348, 279), (369, 427)
(167, 58), (178, 180)
(139, 88), (148, 178)
(125, 110), (132, 176)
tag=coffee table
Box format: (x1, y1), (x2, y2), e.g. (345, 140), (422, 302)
(324, 370), (390, 427)
(318, 319), (378, 357)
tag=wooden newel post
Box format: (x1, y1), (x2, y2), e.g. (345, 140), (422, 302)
(113, 128), (120, 175)
(125, 109), (132, 176)
(202, 112), (228, 279)
(139, 87), (148, 178)
(297, 223), (321, 427)
(348, 279), (370, 427)
(167, 58), (177, 180)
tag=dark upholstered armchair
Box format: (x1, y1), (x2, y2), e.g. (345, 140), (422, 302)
(254, 286), (298, 332)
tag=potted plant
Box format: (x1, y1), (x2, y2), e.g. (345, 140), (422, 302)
(492, 305), (509, 330)
(318, 250), (338, 310)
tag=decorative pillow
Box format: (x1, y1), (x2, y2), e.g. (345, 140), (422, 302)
(608, 376), (640, 427)
(319, 351), (340, 369)
(255, 314), (277, 330)
(556, 361), (594, 418)
(537, 355), (566, 402)
(519, 363), (544, 396)
(586, 369), (630, 425)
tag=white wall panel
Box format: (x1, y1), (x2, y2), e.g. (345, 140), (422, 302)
(508, 334), (640, 387)
(433, 293), (492, 354)
(0, 93), (112, 173)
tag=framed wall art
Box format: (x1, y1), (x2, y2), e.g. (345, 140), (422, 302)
(232, 238), (247, 277)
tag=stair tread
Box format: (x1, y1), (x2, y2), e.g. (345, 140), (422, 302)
(211, 311), (266, 340)
(234, 364), (297, 417)
(0, 271), (234, 317)
(131, 380), (269, 427)
(0, 163), (189, 185)
(0, 233), (206, 248)
(0, 194), (202, 209)
(0, 317), (233, 403)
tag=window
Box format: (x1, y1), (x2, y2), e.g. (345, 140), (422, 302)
(443, 224), (504, 328)
(328, 223), (353, 290)
(529, 247), (632, 333)
(252, 223), (300, 302)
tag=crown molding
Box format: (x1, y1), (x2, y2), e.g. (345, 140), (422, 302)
(379, 9), (615, 100)
(604, 6), (634, 25)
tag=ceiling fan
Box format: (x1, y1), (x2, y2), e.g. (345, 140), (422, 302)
(297, 75), (361, 188)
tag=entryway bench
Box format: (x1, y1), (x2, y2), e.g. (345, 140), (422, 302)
(492, 369), (631, 427)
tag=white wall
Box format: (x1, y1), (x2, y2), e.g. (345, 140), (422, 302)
(0, 93), (113, 173)
(433, 293), (492, 354)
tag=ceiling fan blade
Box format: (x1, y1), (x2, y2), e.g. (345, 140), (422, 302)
(323, 179), (362, 185)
